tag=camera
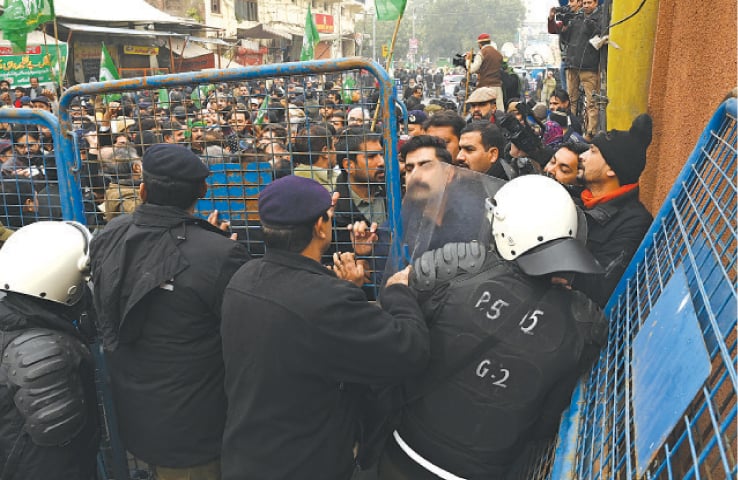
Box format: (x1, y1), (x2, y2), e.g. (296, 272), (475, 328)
(497, 102), (542, 155)
(452, 53), (467, 70)
(554, 5), (579, 24)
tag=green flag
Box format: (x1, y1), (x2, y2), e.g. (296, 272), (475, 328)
(300, 5), (319, 61)
(0, 0), (55, 52)
(375, 0), (406, 21)
(99, 42), (121, 102)
(157, 88), (170, 110)
(253, 95), (270, 126)
(341, 76), (356, 104)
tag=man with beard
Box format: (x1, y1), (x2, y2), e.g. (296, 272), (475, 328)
(334, 127), (387, 228)
(464, 87), (503, 124)
(543, 140), (589, 188)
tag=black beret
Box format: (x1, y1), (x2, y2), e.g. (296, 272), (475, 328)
(142, 144), (209, 182)
(259, 175), (332, 226)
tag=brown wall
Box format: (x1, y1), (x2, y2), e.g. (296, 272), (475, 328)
(641, 0), (737, 213)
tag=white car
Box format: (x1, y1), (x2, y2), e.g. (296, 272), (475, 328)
(443, 74), (465, 97)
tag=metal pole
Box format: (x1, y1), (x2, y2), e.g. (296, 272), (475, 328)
(372, 12), (376, 62)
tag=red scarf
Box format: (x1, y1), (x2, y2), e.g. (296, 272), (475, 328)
(581, 183), (639, 209)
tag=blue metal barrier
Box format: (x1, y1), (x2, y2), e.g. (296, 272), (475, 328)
(548, 98), (737, 479)
(56, 58), (401, 479)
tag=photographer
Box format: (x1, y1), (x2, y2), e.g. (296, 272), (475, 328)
(466, 33), (504, 111)
(561, 0), (604, 138)
(548, 0), (584, 91)
(497, 101), (551, 174)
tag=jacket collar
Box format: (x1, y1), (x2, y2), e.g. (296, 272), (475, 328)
(263, 248), (336, 278)
(133, 203), (226, 236)
(584, 185), (641, 225)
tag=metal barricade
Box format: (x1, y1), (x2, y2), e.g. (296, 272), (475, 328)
(0, 108), (82, 229)
(57, 58), (401, 479)
(58, 58), (401, 296)
(546, 98), (737, 479)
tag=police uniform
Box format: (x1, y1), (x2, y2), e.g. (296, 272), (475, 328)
(0, 292), (99, 480)
(220, 176), (430, 480)
(378, 242), (607, 480)
(89, 145), (250, 474)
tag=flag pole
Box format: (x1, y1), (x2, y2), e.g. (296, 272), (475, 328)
(51, 19), (64, 93)
(370, 12), (403, 132)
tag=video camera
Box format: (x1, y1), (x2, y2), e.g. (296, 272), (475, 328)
(553, 5), (582, 24)
(452, 53), (467, 70)
(497, 100), (543, 155)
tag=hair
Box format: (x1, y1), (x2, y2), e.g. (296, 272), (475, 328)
(292, 125), (332, 166)
(12, 129), (39, 143)
(262, 212), (330, 253)
(0, 179), (35, 227)
(142, 172), (204, 209)
(159, 120), (183, 140)
(334, 126), (382, 172)
(558, 139), (589, 156)
(460, 122), (505, 152)
(423, 110), (466, 140)
(549, 89), (570, 103)
(399, 134), (453, 164)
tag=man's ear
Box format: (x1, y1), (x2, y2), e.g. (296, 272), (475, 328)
(198, 180), (208, 199)
(138, 182), (147, 202)
(314, 215), (328, 239)
(488, 147), (499, 163)
(340, 157), (351, 171)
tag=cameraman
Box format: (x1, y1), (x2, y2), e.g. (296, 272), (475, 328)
(548, 0), (583, 92)
(561, 0), (603, 138)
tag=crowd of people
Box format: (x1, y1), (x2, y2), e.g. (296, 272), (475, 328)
(0, 20), (656, 479)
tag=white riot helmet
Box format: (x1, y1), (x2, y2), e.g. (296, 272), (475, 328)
(488, 175), (602, 276)
(0, 221), (91, 305)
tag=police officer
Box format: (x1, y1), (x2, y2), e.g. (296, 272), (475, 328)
(90, 144), (250, 480)
(220, 175), (430, 480)
(0, 221), (99, 480)
(378, 175), (608, 479)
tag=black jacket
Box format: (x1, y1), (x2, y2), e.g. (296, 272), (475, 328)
(220, 249), (430, 480)
(573, 187), (652, 306)
(0, 293), (99, 480)
(396, 248), (607, 478)
(89, 203), (250, 467)
(562, 8), (603, 72)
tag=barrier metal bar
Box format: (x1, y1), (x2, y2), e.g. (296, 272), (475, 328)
(57, 57), (403, 260)
(549, 98), (737, 479)
(0, 108), (84, 223)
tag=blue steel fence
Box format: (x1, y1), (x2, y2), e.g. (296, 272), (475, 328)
(54, 58), (402, 479)
(548, 98), (737, 480)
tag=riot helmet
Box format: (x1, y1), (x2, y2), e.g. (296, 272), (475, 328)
(489, 175), (603, 276)
(0, 221), (91, 305)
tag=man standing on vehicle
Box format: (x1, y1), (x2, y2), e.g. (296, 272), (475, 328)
(467, 33), (505, 111)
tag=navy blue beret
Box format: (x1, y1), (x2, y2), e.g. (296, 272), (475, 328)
(259, 175), (332, 226)
(142, 143), (210, 182)
(408, 110), (428, 125)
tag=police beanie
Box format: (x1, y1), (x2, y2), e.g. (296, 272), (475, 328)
(592, 114), (652, 185)
(258, 175), (332, 226)
(142, 143), (210, 182)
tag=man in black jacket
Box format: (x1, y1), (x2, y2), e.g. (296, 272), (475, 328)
(220, 175), (430, 480)
(0, 221), (99, 480)
(89, 144), (250, 480)
(572, 114), (653, 306)
(562, 0), (603, 137)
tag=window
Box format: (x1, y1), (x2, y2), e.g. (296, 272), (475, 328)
(235, 0), (258, 21)
(211, 0), (221, 14)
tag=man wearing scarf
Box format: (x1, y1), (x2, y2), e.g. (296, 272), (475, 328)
(572, 114), (654, 306)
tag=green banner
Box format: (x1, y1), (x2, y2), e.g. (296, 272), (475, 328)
(0, 43), (67, 86)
